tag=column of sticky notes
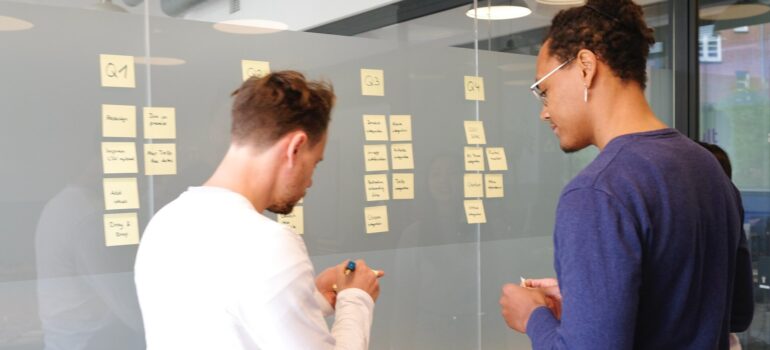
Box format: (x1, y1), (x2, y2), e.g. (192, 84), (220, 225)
(360, 68), (416, 234)
(461, 75), (509, 225)
(99, 54), (178, 247)
(100, 54), (140, 247)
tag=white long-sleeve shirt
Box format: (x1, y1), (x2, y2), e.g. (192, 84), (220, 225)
(135, 186), (374, 349)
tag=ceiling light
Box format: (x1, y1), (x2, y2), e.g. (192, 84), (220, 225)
(87, 0), (128, 13)
(466, 0), (532, 20)
(213, 19), (289, 35)
(535, 0), (585, 4)
(0, 15), (33, 31)
(700, 0), (770, 21)
(134, 56), (186, 66)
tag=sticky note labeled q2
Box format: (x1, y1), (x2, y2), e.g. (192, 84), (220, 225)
(241, 60), (270, 81)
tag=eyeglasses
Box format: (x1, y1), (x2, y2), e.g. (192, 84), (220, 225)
(530, 57), (574, 106)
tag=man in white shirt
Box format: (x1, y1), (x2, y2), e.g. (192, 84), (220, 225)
(135, 71), (382, 349)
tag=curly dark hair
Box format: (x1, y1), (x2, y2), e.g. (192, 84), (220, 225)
(545, 0), (656, 89)
(230, 70), (335, 147)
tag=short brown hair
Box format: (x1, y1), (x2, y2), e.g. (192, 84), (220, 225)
(546, 0), (655, 89)
(230, 70), (335, 147)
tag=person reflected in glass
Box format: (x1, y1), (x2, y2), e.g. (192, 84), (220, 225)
(35, 148), (145, 350)
(392, 154), (477, 349)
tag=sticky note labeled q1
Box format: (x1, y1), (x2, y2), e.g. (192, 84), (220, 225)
(100, 54), (136, 88)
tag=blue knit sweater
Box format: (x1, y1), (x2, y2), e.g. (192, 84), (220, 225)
(526, 129), (753, 349)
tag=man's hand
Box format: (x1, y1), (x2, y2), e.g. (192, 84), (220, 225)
(499, 283), (549, 333)
(335, 260), (383, 302)
(315, 266), (338, 308)
(523, 278), (562, 320)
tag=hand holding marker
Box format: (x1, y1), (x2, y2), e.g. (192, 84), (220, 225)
(332, 260), (381, 292)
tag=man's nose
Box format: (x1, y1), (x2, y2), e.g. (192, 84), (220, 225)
(540, 107), (550, 121)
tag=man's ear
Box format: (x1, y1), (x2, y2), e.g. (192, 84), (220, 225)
(285, 131), (308, 168)
(577, 49), (598, 89)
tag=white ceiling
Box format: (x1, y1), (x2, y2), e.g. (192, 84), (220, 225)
(357, 0), (668, 47)
(6, 0), (669, 39)
(181, 0), (400, 31)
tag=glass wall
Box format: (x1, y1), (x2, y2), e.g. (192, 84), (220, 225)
(0, 1), (675, 349)
(699, 2), (770, 348)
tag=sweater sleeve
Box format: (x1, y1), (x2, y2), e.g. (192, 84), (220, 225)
(527, 188), (642, 349)
(730, 197), (754, 332)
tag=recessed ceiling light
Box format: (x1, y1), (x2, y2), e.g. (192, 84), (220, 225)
(213, 19), (289, 35)
(466, 0), (532, 20)
(535, 0), (585, 5)
(700, 2), (770, 21)
(0, 15), (33, 32)
(87, 0), (128, 13)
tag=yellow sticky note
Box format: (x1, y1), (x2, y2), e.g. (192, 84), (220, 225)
(389, 115), (412, 141)
(464, 147), (485, 171)
(104, 212), (140, 247)
(277, 206), (304, 234)
(464, 76), (485, 101)
(144, 143), (177, 175)
(102, 104), (136, 138)
(298, 197), (304, 204)
(464, 173), (484, 198)
(103, 177), (140, 210)
(391, 143), (414, 170)
(464, 120), (487, 144)
(241, 60), (270, 81)
(100, 54), (136, 88)
(392, 173), (414, 200)
(143, 107), (176, 139)
(464, 199), (487, 224)
(485, 174), (504, 198)
(364, 205), (389, 234)
(486, 147), (508, 171)
(361, 68), (384, 96)
(363, 114), (388, 141)
(101, 142), (138, 174)
(364, 174), (390, 201)
(364, 144), (389, 172)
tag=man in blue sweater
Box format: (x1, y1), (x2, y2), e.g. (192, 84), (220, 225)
(498, 0), (754, 348)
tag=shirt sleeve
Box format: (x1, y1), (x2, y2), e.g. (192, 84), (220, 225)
(228, 230), (374, 350)
(314, 289), (335, 318)
(527, 188), (642, 349)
